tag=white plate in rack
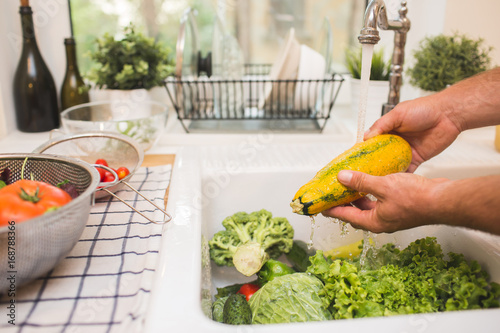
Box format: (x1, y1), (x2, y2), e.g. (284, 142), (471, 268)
(258, 28), (301, 110)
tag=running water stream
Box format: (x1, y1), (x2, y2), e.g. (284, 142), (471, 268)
(356, 44), (376, 268)
(308, 44), (377, 263)
(356, 44), (375, 143)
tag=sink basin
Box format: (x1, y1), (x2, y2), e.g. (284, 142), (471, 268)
(145, 141), (500, 333)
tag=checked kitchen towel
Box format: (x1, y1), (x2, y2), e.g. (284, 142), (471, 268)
(0, 165), (172, 333)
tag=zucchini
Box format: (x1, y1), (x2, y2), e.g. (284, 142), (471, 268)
(223, 294), (252, 325)
(291, 134), (411, 215)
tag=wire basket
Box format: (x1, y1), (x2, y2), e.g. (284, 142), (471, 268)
(0, 153), (100, 291)
(165, 64), (344, 133)
(33, 132), (172, 224)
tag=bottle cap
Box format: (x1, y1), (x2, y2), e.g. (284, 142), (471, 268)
(64, 37), (76, 45)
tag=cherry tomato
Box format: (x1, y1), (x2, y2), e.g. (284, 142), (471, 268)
(116, 167), (130, 180)
(102, 171), (116, 183)
(94, 166), (107, 182)
(0, 179), (72, 226)
(95, 159), (109, 167)
(237, 283), (260, 301)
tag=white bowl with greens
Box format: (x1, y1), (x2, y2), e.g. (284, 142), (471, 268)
(60, 100), (168, 151)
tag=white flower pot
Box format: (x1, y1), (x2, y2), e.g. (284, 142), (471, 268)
(89, 87), (172, 118)
(350, 78), (390, 130)
(89, 88), (153, 104)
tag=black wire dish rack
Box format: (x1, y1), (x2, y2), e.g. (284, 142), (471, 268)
(165, 64), (344, 133)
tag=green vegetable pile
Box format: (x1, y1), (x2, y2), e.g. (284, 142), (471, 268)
(308, 237), (500, 319)
(208, 209), (294, 276)
(211, 232), (500, 325)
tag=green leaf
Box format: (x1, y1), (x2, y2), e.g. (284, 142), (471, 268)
(345, 46), (390, 81)
(248, 273), (333, 324)
(86, 23), (175, 90)
(407, 33), (492, 91)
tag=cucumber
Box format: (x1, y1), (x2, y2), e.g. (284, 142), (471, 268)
(223, 294), (252, 325)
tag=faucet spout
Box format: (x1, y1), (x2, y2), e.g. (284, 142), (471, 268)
(358, 0), (411, 115)
(358, 0), (384, 45)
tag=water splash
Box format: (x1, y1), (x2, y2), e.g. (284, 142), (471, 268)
(308, 216), (316, 250)
(359, 231), (373, 271)
(327, 217), (350, 237)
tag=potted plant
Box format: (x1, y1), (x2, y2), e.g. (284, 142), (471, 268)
(407, 33), (492, 93)
(87, 24), (175, 104)
(345, 46), (391, 128)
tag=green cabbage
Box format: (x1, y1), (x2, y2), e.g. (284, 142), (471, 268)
(248, 273), (333, 324)
(307, 237), (500, 319)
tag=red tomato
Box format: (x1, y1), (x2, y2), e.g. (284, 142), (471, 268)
(95, 159), (109, 167)
(102, 171), (116, 182)
(237, 283), (260, 301)
(0, 179), (72, 226)
(94, 166), (107, 182)
(116, 167), (130, 180)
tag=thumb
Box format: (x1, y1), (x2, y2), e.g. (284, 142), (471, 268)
(337, 170), (383, 198)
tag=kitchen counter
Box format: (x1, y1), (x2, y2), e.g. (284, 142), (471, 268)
(0, 104), (358, 155)
(2, 106), (500, 333)
(1, 104), (499, 171)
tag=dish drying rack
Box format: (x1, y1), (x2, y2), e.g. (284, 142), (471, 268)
(165, 64), (344, 133)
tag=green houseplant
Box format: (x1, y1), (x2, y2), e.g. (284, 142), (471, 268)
(345, 46), (390, 81)
(87, 24), (174, 91)
(345, 46), (391, 129)
(407, 33), (492, 92)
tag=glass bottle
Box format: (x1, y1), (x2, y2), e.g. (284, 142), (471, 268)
(61, 37), (89, 111)
(13, 3), (60, 132)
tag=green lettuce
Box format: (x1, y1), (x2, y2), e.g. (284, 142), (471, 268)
(307, 237), (500, 319)
(248, 273), (333, 324)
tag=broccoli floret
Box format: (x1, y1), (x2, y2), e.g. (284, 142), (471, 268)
(209, 209), (294, 277)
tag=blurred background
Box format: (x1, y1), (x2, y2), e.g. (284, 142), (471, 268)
(69, 0), (367, 74)
(0, 0), (499, 137)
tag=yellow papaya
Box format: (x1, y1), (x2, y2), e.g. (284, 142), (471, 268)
(290, 134), (412, 215)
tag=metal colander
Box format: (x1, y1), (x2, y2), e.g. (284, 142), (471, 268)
(33, 131), (172, 224)
(33, 131), (144, 198)
(0, 153), (100, 291)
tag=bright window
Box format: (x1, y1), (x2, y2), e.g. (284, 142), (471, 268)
(70, 0), (367, 76)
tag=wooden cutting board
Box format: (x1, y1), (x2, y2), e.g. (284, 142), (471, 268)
(141, 154), (176, 205)
(142, 154), (176, 167)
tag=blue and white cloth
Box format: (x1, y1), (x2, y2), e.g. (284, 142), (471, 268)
(0, 165), (172, 333)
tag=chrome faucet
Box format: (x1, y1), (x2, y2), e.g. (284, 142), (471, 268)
(358, 0), (410, 115)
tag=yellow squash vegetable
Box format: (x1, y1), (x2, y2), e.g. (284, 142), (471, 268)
(290, 134), (412, 215)
(324, 239), (364, 260)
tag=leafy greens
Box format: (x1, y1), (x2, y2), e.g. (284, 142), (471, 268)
(307, 237), (500, 319)
(248, 273), (333, 324)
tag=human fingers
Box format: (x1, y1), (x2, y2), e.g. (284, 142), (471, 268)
(350, 196), (377, 210)
(336, 170), (386, 200)
(322, 205), (373, 231)
(364, 104), (406, 140)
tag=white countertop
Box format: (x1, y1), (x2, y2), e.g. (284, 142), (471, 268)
(0, 104), (357, 154)
(1, 104), (499, 173)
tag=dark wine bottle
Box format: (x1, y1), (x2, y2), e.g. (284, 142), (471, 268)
(13, 2), (60, 132)
(61, 37), (89, 111)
